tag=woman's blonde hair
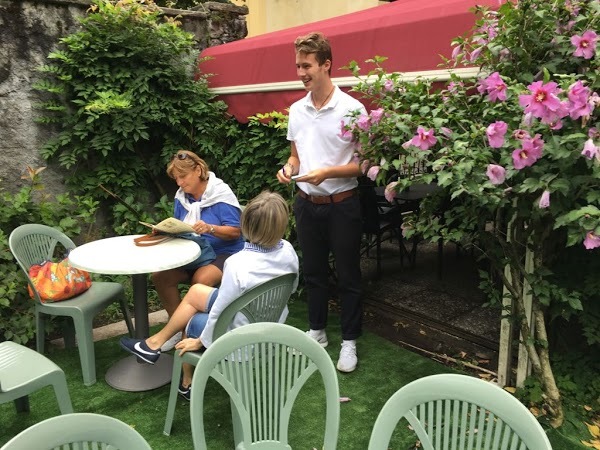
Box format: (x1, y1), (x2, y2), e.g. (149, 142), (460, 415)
(241, 191), (289, 248)
(166, 150), (209, 181)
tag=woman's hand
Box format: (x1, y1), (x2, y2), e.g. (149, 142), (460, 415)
(175, 337), (203, 356)
(193, 220), (211, 234)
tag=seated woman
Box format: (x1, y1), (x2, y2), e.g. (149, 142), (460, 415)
(121, 191), (299, 399)
(153, 150), (245, 351)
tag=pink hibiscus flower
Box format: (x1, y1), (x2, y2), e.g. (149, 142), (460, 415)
(356, 114), (371, 131)
(571, 30), (597, 59)
(549, 120), (563, 130)
(469, 47), (483, 62)
(451, 45), (461, 60)
(339, 120), (353, 140)
(486, 164), (506, 185)
(477, 22), (498, 45)
(370, 108), (384, 124)
(360, 159), (371, 174)
(512, 148), (536, 169)
(486, 121), (508, 148)
(367, 165), (380, 181)
(477, 72), (507, 102)
(512, 137), (544, 169)
(527, 134), (545, 159)
(538, 190), (550, 209)
(384, 182), (398, 203)
(407, 126), (437, 151)
(567, 80), (593, 120)
(513, 129), (530, 140)
(518, 81), (568, 125)
(565, 0), (581, 16)
(581, 139), (599, 160)
(583, 231), (600, 250)
(440, 127), (453, 138)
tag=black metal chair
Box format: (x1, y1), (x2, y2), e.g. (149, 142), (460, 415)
(358, 177), (414, 278)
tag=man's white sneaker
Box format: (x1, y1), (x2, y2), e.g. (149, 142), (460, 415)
(337, 340), (357, 373)
(306, 329), (328, 348)
(160, 331), (182, 352)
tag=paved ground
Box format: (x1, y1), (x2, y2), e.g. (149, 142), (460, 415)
(51, 310), (169, 348)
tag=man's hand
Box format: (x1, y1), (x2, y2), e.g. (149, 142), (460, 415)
(276, 165), (292, 184)
(296, 168), (328, 186)
(175, 337), (203, 356)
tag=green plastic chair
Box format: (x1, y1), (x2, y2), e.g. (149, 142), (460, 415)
(0, 412), (152, 450)
(368, 373), (553, 450)
(0, 341), (73, 415)
(9, 224), (134, 386)
(163, 272), (297, 436)
(190, 322), (340, 450)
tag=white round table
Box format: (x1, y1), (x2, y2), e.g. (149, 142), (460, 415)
(69, 235), (200, 392)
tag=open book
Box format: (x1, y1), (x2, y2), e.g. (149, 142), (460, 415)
(140, 218), (195, 235)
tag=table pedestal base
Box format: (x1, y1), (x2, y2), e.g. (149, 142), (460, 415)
(105, 354), (174, 392)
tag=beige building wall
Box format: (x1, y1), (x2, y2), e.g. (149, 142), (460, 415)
(232, 0), (390, 37)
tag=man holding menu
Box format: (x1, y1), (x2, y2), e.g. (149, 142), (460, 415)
(276, 31), (366, 373)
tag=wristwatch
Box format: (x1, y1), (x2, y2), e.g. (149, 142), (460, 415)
(209, 225), (215, 235)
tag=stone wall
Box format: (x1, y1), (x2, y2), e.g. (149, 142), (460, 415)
(0, 0), (247, 194)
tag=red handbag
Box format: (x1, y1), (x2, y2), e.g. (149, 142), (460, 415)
(28, 258), (92, 302)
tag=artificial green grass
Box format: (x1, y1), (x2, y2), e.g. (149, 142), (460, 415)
(0, 300), (588, 449)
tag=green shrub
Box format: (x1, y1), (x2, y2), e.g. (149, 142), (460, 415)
(33, 0), (296, 231)
(33, 0), (232, 221)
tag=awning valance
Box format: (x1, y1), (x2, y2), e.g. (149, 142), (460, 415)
(199, 0), (497, 122)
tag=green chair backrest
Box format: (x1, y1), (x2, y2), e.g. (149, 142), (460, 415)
(368, 373), (553, 450)
(9, 224), (76, 305)
(190, 322), (340, 450)
(0, 413), (151, 450)
(162, 272), (298, 437)
(212, 272), (298, 341)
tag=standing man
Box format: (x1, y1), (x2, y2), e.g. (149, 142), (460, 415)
(276, 32), (366, 372)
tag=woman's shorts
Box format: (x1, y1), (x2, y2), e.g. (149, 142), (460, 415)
(185, 287), (219, 339)
(186, 252), (233, 277)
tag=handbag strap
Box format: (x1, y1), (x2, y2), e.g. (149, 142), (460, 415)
(133, 233), (175, 247)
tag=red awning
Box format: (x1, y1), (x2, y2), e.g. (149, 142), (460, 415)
(200, 0), (498, 122)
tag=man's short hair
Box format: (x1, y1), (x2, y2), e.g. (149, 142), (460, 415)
(294, 31), (332, 68)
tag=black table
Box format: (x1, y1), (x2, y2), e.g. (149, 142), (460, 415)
(374, 182), (441, 203)
(373, 183), (445, 278)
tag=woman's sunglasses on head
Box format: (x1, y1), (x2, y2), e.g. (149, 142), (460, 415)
(173, 152), (189, 161)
